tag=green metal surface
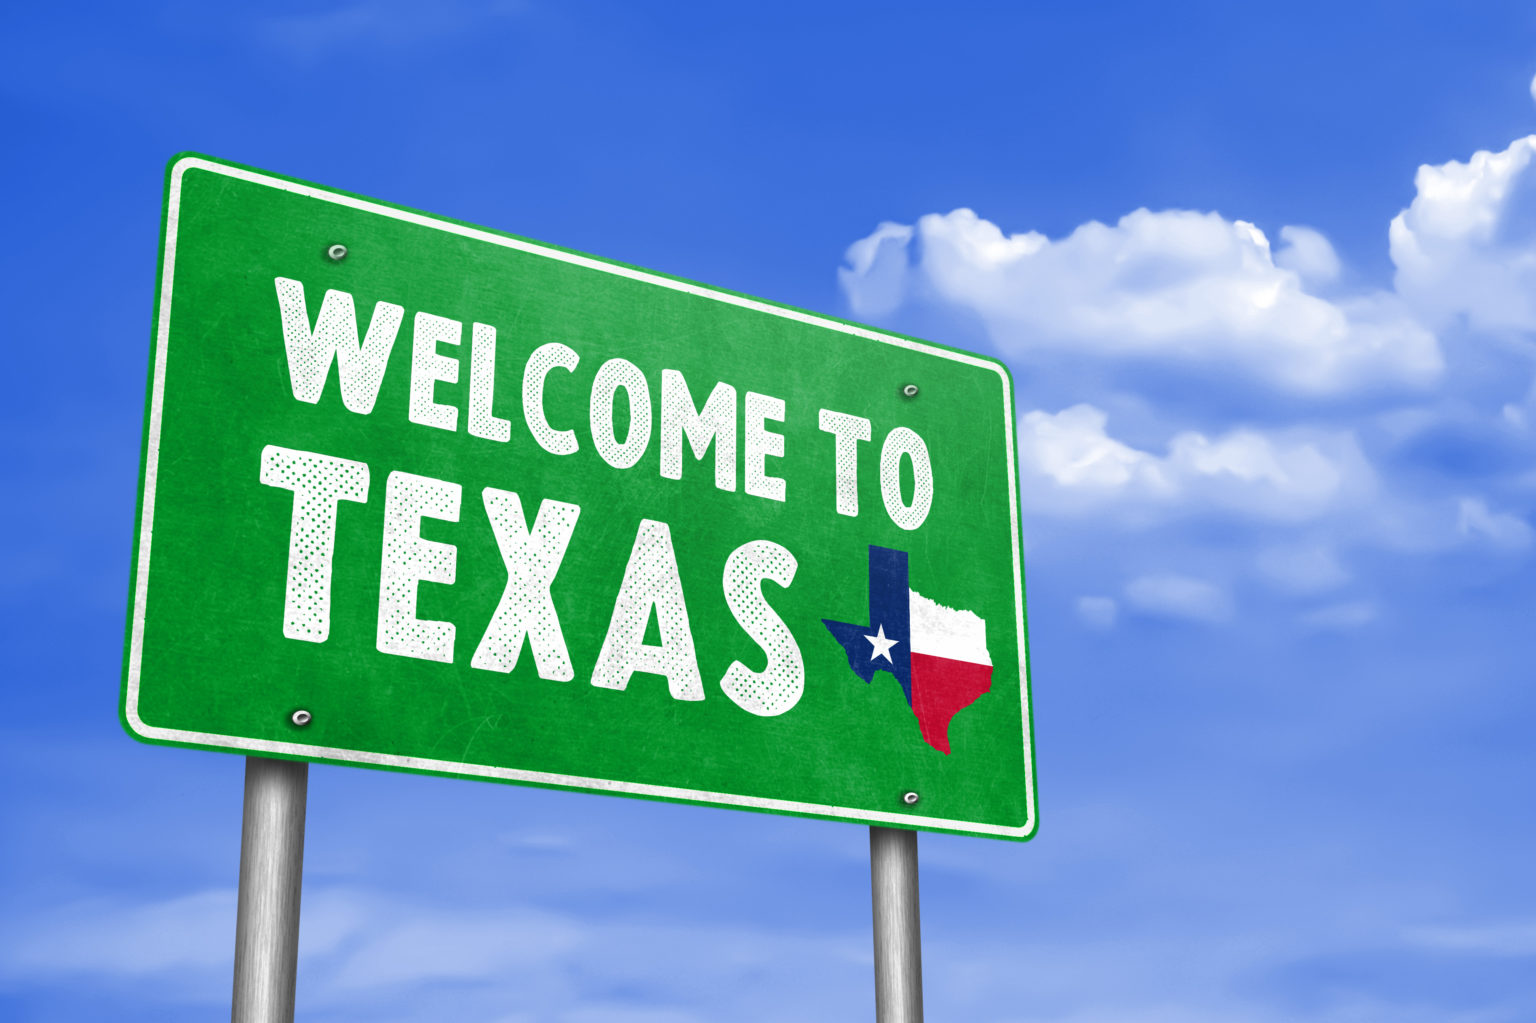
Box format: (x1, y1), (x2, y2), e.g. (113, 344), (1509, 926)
(122, 154), (1036, 839)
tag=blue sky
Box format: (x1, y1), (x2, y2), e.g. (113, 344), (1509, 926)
(6, 1), (1536, 1020)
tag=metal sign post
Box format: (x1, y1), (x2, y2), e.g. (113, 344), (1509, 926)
(231, 757), (308, 1023)
(870, 826), (923, 1023)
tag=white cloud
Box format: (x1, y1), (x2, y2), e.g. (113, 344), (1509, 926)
(0, 884), (868, 1021)
(840, 221), (914, 320)
(841, 207), (1440, 394)
(1390, 135), (1536, 331)
(1254, 544), (1349, 594)
(1299, 600), (1377, 631)
(498, 830), (575, 853)
(1407, 919), (1536, 957)
(1123, 574), (1233, 624)
(1456, 496), (1534, 551)
(562, 1009), (706, 1023)
(257, 0), (524, 59)
(324, 904), (582, 991)
(0, 889), (234, 981)
(833, 91), (1536, 650)
(1076, 596), (1118, 629)
(1016, 404), (1373, 522)
(0, 886), (379, 992)
(1274, 225), (1341, 287)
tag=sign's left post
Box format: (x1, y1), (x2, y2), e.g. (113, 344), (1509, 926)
(231, 757), (309, 1023)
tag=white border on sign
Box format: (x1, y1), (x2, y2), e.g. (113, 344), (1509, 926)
(124, 156), (1037, 839)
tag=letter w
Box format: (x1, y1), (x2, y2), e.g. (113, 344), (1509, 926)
(472, 489), (581, 681)
(274, 277), (404, 413)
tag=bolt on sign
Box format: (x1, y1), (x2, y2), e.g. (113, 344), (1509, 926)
(122, 154), (1038, 840)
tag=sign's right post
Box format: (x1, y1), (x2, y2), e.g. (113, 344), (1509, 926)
(870, 825), (924, 1022)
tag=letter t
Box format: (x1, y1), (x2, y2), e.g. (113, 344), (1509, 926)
(259, 445), (371, 643)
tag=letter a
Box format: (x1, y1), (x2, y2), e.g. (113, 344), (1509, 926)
(591, 519), (703, 700)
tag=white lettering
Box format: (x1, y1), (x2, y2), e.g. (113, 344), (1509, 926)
(591, 519), (703, 700)
(523, 342), (581, 455)
(744, 391), (786, 502)
(467, 322), (511, 442)
(590, 358), (652, 470)
(472, 490), (581, 680)
(660, 369), (736, 491)
(408, 312), (461, 432)
(273, 278), (403, 413)
(720, 540), (803, 716)
(817, 408), (871, 517)
(879, 427), (933, 530)
(259, 445), (370, 643)
(378, 471), (461, 663)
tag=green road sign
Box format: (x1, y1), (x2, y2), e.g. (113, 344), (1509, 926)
(123, 154), (1037, 840)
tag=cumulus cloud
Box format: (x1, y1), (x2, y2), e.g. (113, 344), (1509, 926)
(841, 92), (1536, 630)
(1123, 574), (1233, 624)
(1016, 404), (1374, 522)
(841, 208), (1440, 395)
(1390, 136), (1536, 331)
(1274, 225), (1342, 287)
(1014, 410), (1525, 555)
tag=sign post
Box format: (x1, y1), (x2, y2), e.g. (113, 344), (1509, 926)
(231, 757), (308, 1023)
(870, 826), (924, 1022)
(123, 153), (1037, 1018)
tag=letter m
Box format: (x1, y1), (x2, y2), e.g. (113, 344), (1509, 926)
(274, 277), (405, 414)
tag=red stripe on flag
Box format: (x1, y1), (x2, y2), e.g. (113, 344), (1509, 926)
(909, 653), (993, 754)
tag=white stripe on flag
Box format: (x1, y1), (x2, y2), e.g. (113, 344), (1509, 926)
(908, 589), (991, 665)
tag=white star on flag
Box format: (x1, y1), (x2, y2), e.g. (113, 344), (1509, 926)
(865, 624), (900, 663)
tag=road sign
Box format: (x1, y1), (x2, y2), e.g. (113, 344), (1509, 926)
(123, 154), (1037, 840)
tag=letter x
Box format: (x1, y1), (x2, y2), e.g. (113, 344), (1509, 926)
(471, 489), (581, 680)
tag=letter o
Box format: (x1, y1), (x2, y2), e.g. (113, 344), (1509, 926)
(590, 358), (652, 469)
(879, 427), (933, 531)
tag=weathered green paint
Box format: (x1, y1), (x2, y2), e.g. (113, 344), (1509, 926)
(122, 154), (1036, 839)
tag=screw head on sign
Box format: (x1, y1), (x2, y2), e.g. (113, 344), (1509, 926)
(901, 790), (920, 806)
(901, 383), (920, 398)
(291, 709), (313, 727)
(326, 243), (348, 262)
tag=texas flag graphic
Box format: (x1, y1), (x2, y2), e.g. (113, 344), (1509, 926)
(822, 546), (993, 754)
